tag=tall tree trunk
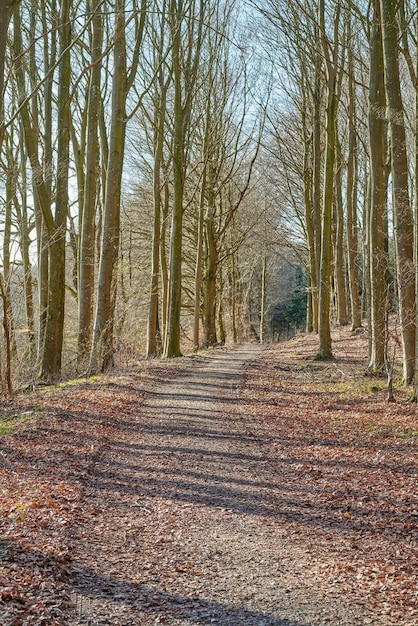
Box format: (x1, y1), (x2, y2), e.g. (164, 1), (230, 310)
(163, 0), (185, 358)
(0, 0), (20, 150)
(78, 0), (103, 364)
(346, 29), (361, 331)
(312, 42), (322, 335)
(368, 2), (388, 374)
(334, 143), (348, 326)
(163, 0), (205, 357)
(380, 0), (415, 383)
(414, 14), (418, 399)
(316, 0), (341, 359)
(193, 167), (206, 351)
(146, 111), (163, 358)
(160, 178), (170, 340)
(89, 1), (127, 373)
(147, 74), (169, 357)
(89, 0), (146, 373)
(4, 161), (16, 354)
(259, 254), (267, 344)
(15, 137), (36, 358)
(203, 215), (218, 347)
(40, 0), (71, 381)
(317, 75), (336, 358)
(302, 87), (317, 334)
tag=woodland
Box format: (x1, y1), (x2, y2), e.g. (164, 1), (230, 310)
(0, 0), (415, 390)
(0, 2), (418, 623)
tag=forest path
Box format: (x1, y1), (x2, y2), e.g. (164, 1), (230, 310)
(67, 343), (297, 626)
(63, 342), (403, 626)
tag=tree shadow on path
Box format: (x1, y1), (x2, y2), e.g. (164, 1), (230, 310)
(69, 565), (303, 626)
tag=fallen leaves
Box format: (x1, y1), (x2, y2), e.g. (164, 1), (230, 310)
(240, 328), (418, 623)
(0, 335), (417, 624)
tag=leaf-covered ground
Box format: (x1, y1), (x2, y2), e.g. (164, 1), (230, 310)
(0, 329), (417, 625)
(240, 330), (418, 624)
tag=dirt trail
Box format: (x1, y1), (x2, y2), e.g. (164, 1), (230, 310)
(63, 344), (405, 625)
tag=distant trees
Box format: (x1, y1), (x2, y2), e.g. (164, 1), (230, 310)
(0, 0), (267, 390)
(1, 0), (418, 391)
(251, 0), (418, 387)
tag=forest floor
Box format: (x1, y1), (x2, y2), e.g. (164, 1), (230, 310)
(0, 328), (417, 625)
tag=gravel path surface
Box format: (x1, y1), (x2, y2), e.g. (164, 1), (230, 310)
(64, 345), (392, 625)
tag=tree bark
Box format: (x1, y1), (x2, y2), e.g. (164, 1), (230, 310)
(367, 2), (388, 375)
(0, 0), (21, 149)
(316, 0), (341, 359)
(380, 0), (415, 383)
(334, 143), (348, 326)
(78, 0), (103, 364)
(346, 28), (361, 331)
(163, 0), (205, 357)
(89, 0), (127, 373)
(40, 0), (71, 381)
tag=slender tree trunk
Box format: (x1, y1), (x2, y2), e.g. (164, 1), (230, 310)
(414, 15), (418, 399)
(193, 167), (206, 351)
(317, 0), (341, 359)
(4, 164), (16, 354)
(89, 1), (127, 373)
(312, 44), (322, 334)
(14, 4), (55, 362)
(40, 0), (71, 381)
(78, 0), (103, 364)
(163, 0), (185, 358)
(0, 276), (12, 395)
(203, 216), (218, 347)
(368, 3), (387, 374)
(380, 0), (415, 383)
(302, 97), (317, 334)
(0, 0), (21, 149)
(317, 81), (336, 358)
(164, 0), (205, 357)
(15, 139), (36, 358)
(147, 74), (169, 357)
(260, 254), (267, 344)
(160, 178), (169, 340)
(230, 245), (238, 343)
(217, 265), (226, 345)
(334, 143), (348, 326)
(146, 113), (163, 358)
(346, 33), (361, 331)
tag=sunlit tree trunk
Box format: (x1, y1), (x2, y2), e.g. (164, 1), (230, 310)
(89, 1), (127, 372)
(367, 2), (387, 375)
(204, 197), (218, 346)
(0, 0), (20, 149)
(146, 107), (164, 358)
(40, 0), (71, 381)
(147, 9), (170, 357)
(259, 254), (267, 343)
(15, 134), (36, 357)
(164, 0), (205, 357)
(13, 5), (57, 371)
(312, 38), (322, 334)
(160, 178), (170, 340)
(193, 164), (206, 350)
(334, 142), (348, 326)
(3, 156), (16, 354)
(414, 14), (418, 398)
(90, 0), (146, 373)
(317, 0), (341, 359)
(78, 0), (103, 364)
(380, 0), (415, 383)
(163, 33), (184, 358)
(346, 25), (361, 331)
